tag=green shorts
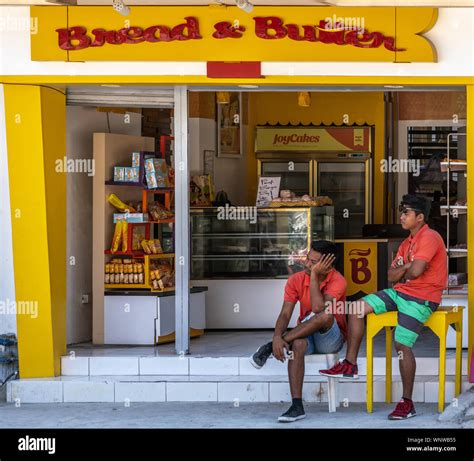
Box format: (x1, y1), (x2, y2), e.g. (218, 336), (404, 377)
(362, 288), (439, 348)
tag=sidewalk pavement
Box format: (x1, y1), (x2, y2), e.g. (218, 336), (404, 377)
(0, 402), (462, 429)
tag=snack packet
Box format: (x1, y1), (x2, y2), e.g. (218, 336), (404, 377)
(111, 221), (123, 253)
(121, 222), (128, 253)
(141, 239), (152, 254)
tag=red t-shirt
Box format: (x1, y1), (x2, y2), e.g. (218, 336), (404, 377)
(392, 224), (447, 304)
(284, 268), (348, 339)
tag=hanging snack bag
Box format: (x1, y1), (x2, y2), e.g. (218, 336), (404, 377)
(108, 193), (137, 213)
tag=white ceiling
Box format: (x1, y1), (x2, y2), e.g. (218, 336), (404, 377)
(2, 0), (474, 6)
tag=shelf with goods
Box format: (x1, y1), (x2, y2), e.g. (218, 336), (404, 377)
(442, 130), (468, 296)
(104, 138), (176, 294)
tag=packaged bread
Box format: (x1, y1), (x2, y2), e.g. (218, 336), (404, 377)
(107, 193), (137, 213)
(280, 190), (295, 199)
(153, 239), (163, 254)
(105, 274), (110, 284)
(141, 239), (152, 254)
(110, 221), (123, 253)
(148, 240), (158, 254)
(122, 222), (128, 253)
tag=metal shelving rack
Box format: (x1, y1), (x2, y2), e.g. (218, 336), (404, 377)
(443, 131), (467, 295)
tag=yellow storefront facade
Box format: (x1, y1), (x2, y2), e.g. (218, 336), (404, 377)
(1, 4), (473, 380)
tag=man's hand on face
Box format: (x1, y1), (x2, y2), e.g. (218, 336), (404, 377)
(310, 253), (336, 277)
(272, 335), (289, 362)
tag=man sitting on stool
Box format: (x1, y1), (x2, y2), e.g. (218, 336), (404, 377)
(249, 240), (347, 423)
(320, 195), (447, 420)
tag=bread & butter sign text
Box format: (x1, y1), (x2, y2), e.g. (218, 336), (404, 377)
(31, 6), (438, 62)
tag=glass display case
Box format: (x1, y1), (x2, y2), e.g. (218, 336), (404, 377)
(191, 206), (334, 279)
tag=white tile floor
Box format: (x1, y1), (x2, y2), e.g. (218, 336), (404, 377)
(67, 329), (460, 358)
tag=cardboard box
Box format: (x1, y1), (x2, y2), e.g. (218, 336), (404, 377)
(132, 152), (141, 168)
(124, 167), (140, 183)
(114, 166), (125, 182)
(114, 213), (148, 223)
(145, 158), (169, 188)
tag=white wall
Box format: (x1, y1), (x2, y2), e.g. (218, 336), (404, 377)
(188, 116), (248, 206)
(66, 106), (142, 344)
(0, 85), (16, 336)
(1, 7), (474, 77)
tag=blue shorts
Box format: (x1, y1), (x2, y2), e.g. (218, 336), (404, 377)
(305, 317), (345, 355)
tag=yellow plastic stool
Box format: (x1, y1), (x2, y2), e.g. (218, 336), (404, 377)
(366, 306), (463, 413)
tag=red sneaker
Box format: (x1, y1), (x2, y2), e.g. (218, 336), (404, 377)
(388, 398), (416, 420)
(319, 359), (359, 379)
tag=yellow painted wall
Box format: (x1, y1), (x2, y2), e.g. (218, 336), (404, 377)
(247, 92), (386, 223)
(4, 85), (66, 377)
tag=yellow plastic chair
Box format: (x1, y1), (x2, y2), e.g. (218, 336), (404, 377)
(366, 306), (463, 413)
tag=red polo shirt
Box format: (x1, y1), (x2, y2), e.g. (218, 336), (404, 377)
(392, 224), (447, 304)
(284, 268), (348, 339)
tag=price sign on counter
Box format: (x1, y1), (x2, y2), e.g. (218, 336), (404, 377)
(256, 176), (281, 207)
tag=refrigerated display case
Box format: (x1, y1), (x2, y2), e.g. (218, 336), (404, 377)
(260, 161), (313, 196)
(256, 126), (373, 239)
(190, 206), (334, 279)
(315, 157), (371, 238)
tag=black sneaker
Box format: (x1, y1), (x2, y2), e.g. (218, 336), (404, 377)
(249, 341), (273, 369)
(278, 404), (306, 423)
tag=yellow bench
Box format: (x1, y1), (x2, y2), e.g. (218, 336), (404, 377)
(366, 306), (463, 413)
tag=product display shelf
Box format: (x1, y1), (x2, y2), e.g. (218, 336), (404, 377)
(443, 131), (468, 293)
(105, 166), (175, 293)
(105, 180), (144, 187)
(104, 250), (147, 257)
(448, 249), (468, 258)
(440, 161), (467, 173)
(440, 205), (467, 216)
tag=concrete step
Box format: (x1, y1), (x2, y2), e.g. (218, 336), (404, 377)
(61, 354), (469, 377)
(7, 375), (472, 404)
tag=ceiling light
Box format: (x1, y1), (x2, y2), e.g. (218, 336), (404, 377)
(216, 92), (231, 104)
(236, 0), (253, 14)
(384, 85), (404, 89)
(101, 84), (121, 88)
(238, 85), (259, 89)
(112, 0), (130, 17)
(298, 92), (311, 107)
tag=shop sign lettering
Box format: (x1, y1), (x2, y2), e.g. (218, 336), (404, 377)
(273, 133), (321, 145)
(349, 248), (372, 285)
(57, 16), (404, 52)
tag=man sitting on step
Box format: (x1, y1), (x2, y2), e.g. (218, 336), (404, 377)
(320, 194), (447, 420)
(249, 240), (347, 423)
